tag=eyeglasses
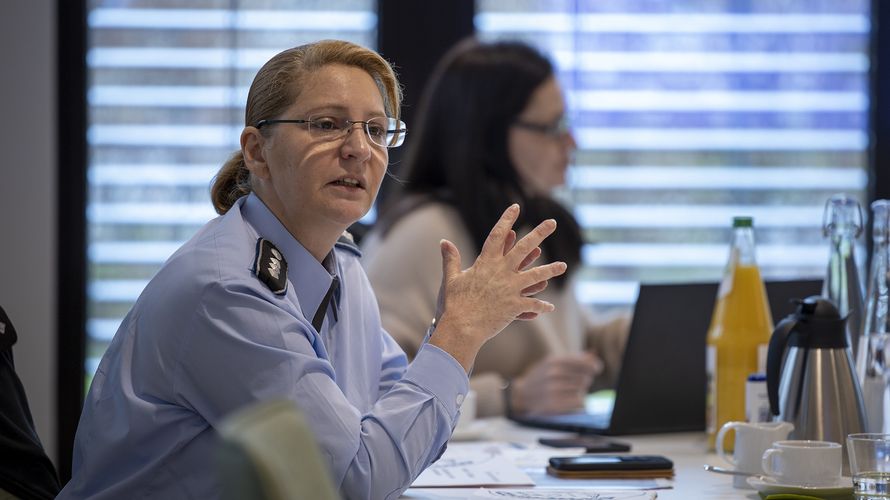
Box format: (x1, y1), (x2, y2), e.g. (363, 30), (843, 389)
(512, 115), (571, 138)
(255, 115), (407, 148)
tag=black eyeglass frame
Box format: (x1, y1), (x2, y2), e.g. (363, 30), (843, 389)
(255, 117), (407, 148)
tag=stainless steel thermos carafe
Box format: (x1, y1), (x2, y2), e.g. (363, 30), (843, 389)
(765, 296), (866, 474)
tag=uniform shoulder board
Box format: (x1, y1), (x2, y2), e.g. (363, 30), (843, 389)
(0, 305), (18, 351)
(253, 238), (288, 295)
(335, 231), (362, 257)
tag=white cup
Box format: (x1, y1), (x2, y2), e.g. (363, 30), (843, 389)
(455, 389), (477, 431)
(716, 420), (794, 488)
(761, 440), (842, 487)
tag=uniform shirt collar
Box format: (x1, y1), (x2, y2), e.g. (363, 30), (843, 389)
(241, 193), (338, 322)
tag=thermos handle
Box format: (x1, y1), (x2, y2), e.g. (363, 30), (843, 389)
(766, 317), (797, 416)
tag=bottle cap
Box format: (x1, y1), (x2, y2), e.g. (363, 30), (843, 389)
(732, 216), (753, 228)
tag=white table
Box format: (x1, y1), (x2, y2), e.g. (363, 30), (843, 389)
(402, 418), (760, 499)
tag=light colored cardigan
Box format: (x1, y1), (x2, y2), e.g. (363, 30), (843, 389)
(361, 202), (629, 417)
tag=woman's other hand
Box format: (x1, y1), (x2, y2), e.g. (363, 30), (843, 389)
(509, 352), (603, 416)
(429, 204), (567, 371)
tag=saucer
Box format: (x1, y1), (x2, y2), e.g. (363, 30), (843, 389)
(747, 475), (853, 499)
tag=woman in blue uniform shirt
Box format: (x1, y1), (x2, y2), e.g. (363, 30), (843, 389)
(58, 40), (566, 500)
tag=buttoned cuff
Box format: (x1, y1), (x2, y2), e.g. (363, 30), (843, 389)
(403, 343), (470, 421)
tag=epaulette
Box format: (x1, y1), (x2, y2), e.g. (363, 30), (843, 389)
(253, 238), (288, 295)
(335, 231), (362, 257)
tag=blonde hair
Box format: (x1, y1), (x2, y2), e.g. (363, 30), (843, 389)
(210, 40), (402, 214)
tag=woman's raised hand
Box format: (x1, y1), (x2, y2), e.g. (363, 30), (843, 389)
(429, 204), (567, 371)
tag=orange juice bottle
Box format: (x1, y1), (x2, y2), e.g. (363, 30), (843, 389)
(706, 216), (773, 451)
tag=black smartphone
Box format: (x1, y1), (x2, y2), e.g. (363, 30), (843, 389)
(548, 454), (673, 471)
(547, 455), (674, 479)
(538, 436), (631, 453)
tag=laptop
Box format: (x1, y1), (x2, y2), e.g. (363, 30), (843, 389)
(510, 279), (823, 435)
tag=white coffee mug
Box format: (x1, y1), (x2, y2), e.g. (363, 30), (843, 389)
(716, 420), (794, 488)
(761, 440), (842, 487)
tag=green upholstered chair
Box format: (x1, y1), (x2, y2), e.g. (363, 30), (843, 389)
(217, 400), (339, 500)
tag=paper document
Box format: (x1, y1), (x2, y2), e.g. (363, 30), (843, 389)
(411, 445), (534, 487)
(471, 489), (657, 499)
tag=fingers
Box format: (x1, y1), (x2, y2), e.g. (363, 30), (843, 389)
(507, 218), (556, 268)
(546, 364), (595, 382)
(518, 246), (541, 271)
(586, 352), (605, 376)
(546, 371), (596, 396)
(557, 353), (603, 376)
(517, 297), (556, 316)
(547, 385), (589, 399)
(519, 261), (567, 289)
(439, 239), (461, 281)
(521, 280), (547, 297)
(479, 204), (520, 258)
(535, 355), (600, 389)
(503, 230), (516, 256)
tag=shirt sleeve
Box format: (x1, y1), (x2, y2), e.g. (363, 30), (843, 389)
(377, 328), (408, 397)
(175, 280), (468, 500)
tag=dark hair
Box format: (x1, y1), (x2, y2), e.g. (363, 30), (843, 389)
(376, 38), (582, 286)
(210, 40), (402, 214)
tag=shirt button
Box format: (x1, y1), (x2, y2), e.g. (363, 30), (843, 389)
(455, 393), (465, 406)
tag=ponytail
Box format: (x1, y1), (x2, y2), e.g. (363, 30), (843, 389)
(210, 150), (252, 214)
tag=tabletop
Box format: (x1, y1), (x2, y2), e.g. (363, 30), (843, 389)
(401, 417), (767, 499)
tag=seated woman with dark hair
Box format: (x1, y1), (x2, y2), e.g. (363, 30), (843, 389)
(363, 38), (630, 418)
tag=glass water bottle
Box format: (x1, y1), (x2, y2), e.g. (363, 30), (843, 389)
(858, 199), (890, 432)
(822, 193), (865, 362)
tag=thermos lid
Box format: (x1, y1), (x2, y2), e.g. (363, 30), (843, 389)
(787, 296), (848, 348)
(797, 295), (839, 318)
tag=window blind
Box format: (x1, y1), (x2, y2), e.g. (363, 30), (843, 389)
(85, 1), (377, 376)
(476, 0), (871, 306)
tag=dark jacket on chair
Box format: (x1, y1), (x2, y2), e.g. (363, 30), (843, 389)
(0, 306), (60, 500)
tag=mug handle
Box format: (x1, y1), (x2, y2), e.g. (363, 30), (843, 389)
(761, 447), (781, 477)
(715, 422), (741, 466)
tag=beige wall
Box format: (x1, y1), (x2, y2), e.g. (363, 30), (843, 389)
(0, 0), (58, 463)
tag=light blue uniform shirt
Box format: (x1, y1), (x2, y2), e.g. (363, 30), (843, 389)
(58, 193), (468, 500)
